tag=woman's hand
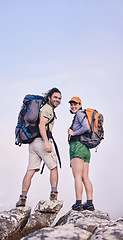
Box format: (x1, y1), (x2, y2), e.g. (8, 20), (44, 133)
(68, 128), (74, 136)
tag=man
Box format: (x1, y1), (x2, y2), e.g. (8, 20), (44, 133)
(16, 88), (61, 207)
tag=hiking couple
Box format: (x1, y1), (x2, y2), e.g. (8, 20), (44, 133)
(16, 88), (94, 211)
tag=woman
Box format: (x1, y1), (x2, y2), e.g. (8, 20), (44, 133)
(68, 97), (95, 211)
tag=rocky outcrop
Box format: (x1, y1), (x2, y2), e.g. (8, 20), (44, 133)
(0, 206), (31, 240)
(56, 208), (110, 226)
(21, 209), (123, 240)
(0, 202), (123, 240)
(23, 200), (63, 232)
(0, 200), (63, 240)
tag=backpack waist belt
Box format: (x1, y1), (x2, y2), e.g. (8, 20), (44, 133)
(69, 135), (81, 143)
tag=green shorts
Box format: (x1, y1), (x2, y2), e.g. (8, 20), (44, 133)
(69, 141), (91, 163)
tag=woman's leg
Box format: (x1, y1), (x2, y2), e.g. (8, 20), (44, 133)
(82, 162), (93, 200)
(82, 162), (94, 210)
(71, 157), (84, 200)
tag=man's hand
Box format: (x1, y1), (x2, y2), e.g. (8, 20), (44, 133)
(45, 141), (52, 153)
(39, 116), (52, 153)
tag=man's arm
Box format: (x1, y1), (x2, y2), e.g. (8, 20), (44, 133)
(38, 115), (52, 153)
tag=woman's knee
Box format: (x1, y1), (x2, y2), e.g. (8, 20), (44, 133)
(74, 174), (83, 183)
(82, 174), (89, 183)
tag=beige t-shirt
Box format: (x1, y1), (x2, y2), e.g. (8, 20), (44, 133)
(40, 103), (54, 132)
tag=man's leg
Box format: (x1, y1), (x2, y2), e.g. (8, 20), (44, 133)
(16, 169), (35, 207)
(22, 169), (36, 192)
(50, 167), (58, 200)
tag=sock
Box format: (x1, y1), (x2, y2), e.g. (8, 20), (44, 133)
(21, 191), (27, 197)
(87, 200), (92, 205)
(76, 200), (82, 205)
(51, 187), (57, 192)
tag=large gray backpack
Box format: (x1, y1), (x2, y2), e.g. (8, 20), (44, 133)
(15, 94), (61, 173)
(15, 94), (45, 146)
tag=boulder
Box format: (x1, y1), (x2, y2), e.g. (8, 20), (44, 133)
(0, 206), (31, 240)
(56, 208), (110, 226)
(92, 217), (123, 239)
(24, 200), (63, 231)
(21, 223), (92, 240)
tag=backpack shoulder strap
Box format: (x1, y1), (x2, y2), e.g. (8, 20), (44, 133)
(70, 114), (76, 130)
(40, 109), (61, 174)
(72, 110), (86, 127)
(45, 110), (56, 127)
(80, 110), (86, 125)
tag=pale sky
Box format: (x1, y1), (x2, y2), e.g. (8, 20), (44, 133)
(0, 0), (123, 221)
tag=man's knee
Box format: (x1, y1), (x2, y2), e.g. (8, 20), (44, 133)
(26, 169), (36, 177)
(50, 166), (57, 172)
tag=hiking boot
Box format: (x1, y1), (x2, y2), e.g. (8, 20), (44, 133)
(82, 202), (95, 211)
(50, 191), (58, 200)
(72, 203), (83, 211)
(16, 195), (27, 207)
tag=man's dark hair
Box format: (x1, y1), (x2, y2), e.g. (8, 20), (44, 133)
(44, 88), (61, 103)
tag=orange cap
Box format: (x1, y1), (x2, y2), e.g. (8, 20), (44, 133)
(68, 97), (82, 104)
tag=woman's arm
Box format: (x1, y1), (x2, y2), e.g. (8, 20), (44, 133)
(73, 112), (90, 136)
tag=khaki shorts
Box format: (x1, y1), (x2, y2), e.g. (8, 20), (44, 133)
(28, 138), (57, 171)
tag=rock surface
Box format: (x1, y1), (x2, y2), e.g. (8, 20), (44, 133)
(22, 223), (92, 240)
(0, 202), (123, 240)
(21, 209), (123, 240)
(0, 200), (63, 240)
(24, 200), (63, 230)
(0, 206), (31, 240)
(91, 217), (123, 240)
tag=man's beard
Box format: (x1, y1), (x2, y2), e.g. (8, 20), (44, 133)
(49, 99), (56, 108)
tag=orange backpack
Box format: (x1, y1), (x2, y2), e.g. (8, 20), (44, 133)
(80, 108), (104, 149)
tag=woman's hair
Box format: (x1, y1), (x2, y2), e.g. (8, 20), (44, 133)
(43, 87), (61, 104)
